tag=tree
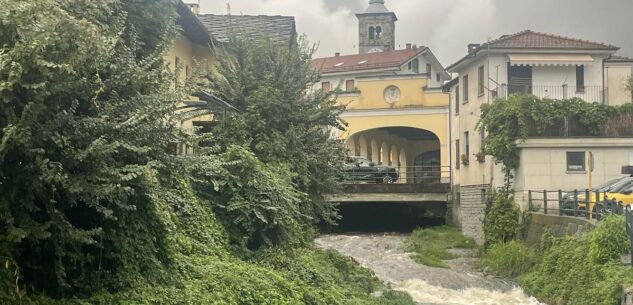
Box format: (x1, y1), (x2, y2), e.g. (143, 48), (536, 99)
(627, 75), (633, 100)
(197, 37), (349, 250)
(0, 0), (188, 296)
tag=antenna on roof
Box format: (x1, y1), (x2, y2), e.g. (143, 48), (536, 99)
(226, 3), (231, 15)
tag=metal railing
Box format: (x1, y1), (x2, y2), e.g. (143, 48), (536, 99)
(495, 84), (608, 103)
(343, 165), (451, 185)
(527, 189), (627, 221)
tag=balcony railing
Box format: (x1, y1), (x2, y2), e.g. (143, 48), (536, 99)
(526, 115), (633, 137)
(494, 84), (608, 103)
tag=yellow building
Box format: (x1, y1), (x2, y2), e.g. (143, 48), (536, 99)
(312, 0), (451, 183)
(169, 1), (297, 153)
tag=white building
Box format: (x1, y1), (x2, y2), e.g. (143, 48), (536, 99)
(444, 30), (633, 241)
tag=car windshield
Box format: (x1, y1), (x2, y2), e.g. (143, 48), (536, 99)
(596, 177), (625, 191)
(611, 179), (633, 193)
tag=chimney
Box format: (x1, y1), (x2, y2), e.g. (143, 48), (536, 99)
(335, 52), (340, 57)
(412, 44), (418, 50)
(406, 43), (412, 50)
(186, 2), (200, 15)
(468, 43), (480, 54)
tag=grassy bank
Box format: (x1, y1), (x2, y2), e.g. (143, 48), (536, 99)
(405, 226), (477, 268)
(479, 216), (633, 305)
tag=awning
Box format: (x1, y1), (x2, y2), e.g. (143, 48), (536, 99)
(508, 54), (594, 66)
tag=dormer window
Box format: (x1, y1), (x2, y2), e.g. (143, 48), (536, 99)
(412, 59), (419, 73)
(369, 27), (375, 39)
(375, 26), (382, 39)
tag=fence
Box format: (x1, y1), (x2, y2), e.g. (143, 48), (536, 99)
(528, 190), (633, 265)
(496, 84), (607, 103)
(526, 115), (633, 138)
(343, 165), (450, 185)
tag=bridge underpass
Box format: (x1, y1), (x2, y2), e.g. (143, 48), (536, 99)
(326, 182), (451, 232)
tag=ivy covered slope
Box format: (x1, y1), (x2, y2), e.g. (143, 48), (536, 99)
(0, 1), (413, 304)
(479, 95), (633, 172)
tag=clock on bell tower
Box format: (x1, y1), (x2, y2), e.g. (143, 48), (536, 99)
(356, 0), (397, 54)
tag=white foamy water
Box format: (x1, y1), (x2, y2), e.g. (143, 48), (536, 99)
(315, 233), (547, 305)
(395, 279), (545, 305)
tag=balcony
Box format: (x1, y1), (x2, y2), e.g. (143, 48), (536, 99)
(494, 84), (608, 104)
(526, 115), (633, 137)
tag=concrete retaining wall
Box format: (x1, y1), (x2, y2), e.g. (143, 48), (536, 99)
(524, 213), (593, 246)
(623, 287), (633, 305)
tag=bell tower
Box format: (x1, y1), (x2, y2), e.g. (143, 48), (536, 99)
(356, 0), (397, 54)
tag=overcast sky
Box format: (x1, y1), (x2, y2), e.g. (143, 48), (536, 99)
(199, 0), (633, 67)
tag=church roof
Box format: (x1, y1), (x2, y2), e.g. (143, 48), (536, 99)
(364, 0), (390, 14)
(312, 47), (427, 74)
(197, 14), (296, 43)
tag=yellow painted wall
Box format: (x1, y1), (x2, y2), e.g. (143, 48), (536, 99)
(165, 35), (216, 89)
(339, 78), (448, 110)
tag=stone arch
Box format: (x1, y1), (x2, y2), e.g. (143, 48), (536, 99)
(375, 26), (382, 39)
(358, 135), (368, 158)
(368, 26), (375, 40)
(346, 137), (356, 156)
(370, 138), (379, 163)
(390, 145), (398, 166)
(380, 142), (388, 165)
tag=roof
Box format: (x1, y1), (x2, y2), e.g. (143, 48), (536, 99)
(312, 48), (427, 74)
(482, 30), (618, 50)
(441, 77), (458, 92)
(197, 14), (296, 43)
(447, 30), (620, 71)
(177, 1), (213, 45)
(605, 55), (633, 63)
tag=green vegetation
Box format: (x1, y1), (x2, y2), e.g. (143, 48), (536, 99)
(483, 190), (520, 246)
(479, 95), (633, 178)
(0, 1), (413, 304)
(406, 226), (476, 268)
(480, 216), (633, 305)
(479, 240), (536, 278)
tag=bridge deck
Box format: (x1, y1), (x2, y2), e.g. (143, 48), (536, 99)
(327, 183), (450, 203)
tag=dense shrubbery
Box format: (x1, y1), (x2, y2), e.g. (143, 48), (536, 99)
(479, 240), (535, 278)
(483, 190), (520, 246)
(0, 1), (410, 304)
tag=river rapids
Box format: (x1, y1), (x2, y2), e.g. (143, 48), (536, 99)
(315, 233), (546, 305)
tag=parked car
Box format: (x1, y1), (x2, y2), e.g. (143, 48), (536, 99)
(561, 177), (633, 215)
(343, 156), (399, 184)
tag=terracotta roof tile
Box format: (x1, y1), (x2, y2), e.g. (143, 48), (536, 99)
(483, 30), (619, 50)
(198, 14), (296, 43)
(312, 48), (427, 74)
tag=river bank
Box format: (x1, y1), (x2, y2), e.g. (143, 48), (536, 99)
(315, 233), (545, 305)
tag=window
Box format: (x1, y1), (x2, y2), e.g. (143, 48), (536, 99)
(463, 75), (469, 103)
(375, 26), (382, 39)
(412, 59), (419, 73)
(464, 132), (470, 157)
(322, 81), (331, 91)
(567, 152), (586, 172)
(478, 65), (485, 96)
(345, 80), (355, 92)
(576, 65), (585, 92)
(369, 27), (375, 40)
(436, 73), (441, 82)
(455, 139), (460, 169)
(426, 64), (432, 75)
(455, 85), (460, 115)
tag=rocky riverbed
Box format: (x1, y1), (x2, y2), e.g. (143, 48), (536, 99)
(315, 233), (546, 305)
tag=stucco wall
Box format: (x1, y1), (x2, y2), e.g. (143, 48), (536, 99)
(606, 63), (633, 106)
(513, 138), (633, 208)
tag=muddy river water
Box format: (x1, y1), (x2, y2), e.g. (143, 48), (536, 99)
(315, 233), (547, 305)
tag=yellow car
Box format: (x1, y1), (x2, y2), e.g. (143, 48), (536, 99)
(568, 178), (633, 213)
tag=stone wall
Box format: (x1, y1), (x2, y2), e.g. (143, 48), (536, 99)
(622, 287), (633, 305)
(524, 213), (593, 246)
(454, 184), (489, 244)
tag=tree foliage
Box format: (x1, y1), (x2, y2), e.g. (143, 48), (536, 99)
(199, 37), (349, 251)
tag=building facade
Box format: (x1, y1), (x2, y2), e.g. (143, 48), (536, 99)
(312, 0), (451, 184)
(445, 31), (633, 240)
